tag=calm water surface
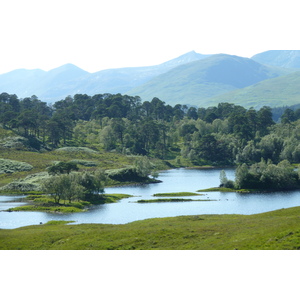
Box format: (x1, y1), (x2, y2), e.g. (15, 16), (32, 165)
(1, 168), (300, 229)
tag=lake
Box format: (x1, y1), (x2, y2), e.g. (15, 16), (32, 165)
(1, 168), (300, 229)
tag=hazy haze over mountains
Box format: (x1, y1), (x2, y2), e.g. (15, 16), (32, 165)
(127, 54), (291, 107)
(209, 70), (300, 108)
(251, 50), (300, 69)
(0, 50), (300, 108)
(0, 51), (209, 103)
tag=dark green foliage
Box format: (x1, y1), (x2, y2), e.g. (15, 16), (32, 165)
(234, 159), (300, 190)
(107, 167), (146, 182)
(281, 108), (296, 124)
(3, 90), (300, 170)
(47, 161), (79, 175)
(42, 169), (106, 203)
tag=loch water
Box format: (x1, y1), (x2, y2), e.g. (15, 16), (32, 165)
(1, 168), (300, 229)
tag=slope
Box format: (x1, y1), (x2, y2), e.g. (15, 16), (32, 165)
(127, 54), (290, 106)
(252, 50), (300, 69)
(208, 70), (300, 108)
(0, 64), (90, 102)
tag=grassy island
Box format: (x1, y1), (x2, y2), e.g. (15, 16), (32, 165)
(8, 193), (132, 213)
(153, 192), (202, 197)
(136, 198), (214, 203)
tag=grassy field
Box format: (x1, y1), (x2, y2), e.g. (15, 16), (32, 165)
(1, 206), (300, 250)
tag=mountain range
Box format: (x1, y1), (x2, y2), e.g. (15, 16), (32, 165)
(1, 50), (300, 108)
(0, 51), (208, 103)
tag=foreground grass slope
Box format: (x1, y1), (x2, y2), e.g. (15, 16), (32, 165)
(1, 206), (300, 250)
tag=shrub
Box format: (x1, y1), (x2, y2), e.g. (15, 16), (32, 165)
(69, 160), (98, 167)
(0, 158), (33, 174)
(106, 167), (146, 182)
(0, 172), (49, 192)
(224, 180), (235, 189)
(54, 147), (98, 154)
(0, 182), (40, 192)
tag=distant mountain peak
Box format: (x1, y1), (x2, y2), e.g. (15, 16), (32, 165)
(49, 63), (89, 73)
(160, 51), (210, 68)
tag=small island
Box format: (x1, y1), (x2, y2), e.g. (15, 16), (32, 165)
(152, 192), (202, 197)
(199, 159), (300, 193)
(8, 193), (132, 213)
(136, 198), (215, 203)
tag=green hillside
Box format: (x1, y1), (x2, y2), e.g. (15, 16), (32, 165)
(127, 54), (290, 107)
(208, 71), (300, 108)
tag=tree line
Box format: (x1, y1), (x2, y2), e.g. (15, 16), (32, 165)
(2, 92), (300, 166)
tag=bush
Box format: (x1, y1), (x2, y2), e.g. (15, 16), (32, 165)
(106, 167), (146, 182)
(0, 182), (40, 192)
(54, 147), (98, 154)
(224, 180), (235, 189)
(69, 160), (98, 167)
(0, 158), (33, 174)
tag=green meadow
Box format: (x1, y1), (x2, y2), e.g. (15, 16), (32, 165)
(1, 206), (300, 250)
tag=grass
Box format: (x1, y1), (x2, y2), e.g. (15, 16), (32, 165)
(2, 206), (300, 249)
(136, 198), (214, 203)
(153, 192), (202, 197)
(9, 205), (84, 213)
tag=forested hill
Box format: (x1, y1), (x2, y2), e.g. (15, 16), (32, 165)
(1, 92), (300, 168)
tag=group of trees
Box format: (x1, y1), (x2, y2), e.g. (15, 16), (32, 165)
(42, 157), (155, 203)
(42, 168), (106, 203)
(3, 92), (300, 167)
(234, 159), (300, 190)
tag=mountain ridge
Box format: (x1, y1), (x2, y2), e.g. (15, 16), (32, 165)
(252, 50), (300, 69)
(0, 50), (300, 108)
(0, 51), (209, 102)
(127, 54), (291, 107)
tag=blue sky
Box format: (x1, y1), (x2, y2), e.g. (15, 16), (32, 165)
(0, 0), (299, 74)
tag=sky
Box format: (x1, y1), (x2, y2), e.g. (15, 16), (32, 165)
(0, 0), (299, 74)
